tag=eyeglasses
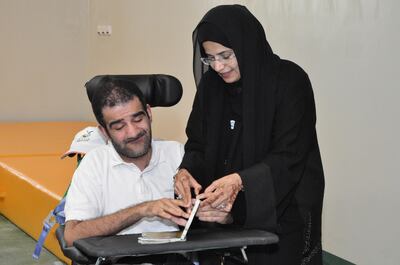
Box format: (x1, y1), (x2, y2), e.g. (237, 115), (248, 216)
(200, 50), (236, 66)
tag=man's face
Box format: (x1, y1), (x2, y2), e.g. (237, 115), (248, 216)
(101, 97), (152, 162)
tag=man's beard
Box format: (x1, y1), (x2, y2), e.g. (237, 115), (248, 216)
(111, 129), (152, 159)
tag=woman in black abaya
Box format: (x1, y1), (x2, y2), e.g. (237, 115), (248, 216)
(174, 5), (325, 265)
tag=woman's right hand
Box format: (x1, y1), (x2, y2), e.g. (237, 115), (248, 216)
(174, 168), (202, 207)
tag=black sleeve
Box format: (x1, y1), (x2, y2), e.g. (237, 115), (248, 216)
(179, 87), (206, 180)
(239, 66), (318, 229)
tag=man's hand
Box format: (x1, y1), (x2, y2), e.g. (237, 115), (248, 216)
(141, 198), (190, 226)
(196, 203), (233, 224)
(64, 198), (190, 246)
(197, 173), (243, 212)
(174, 168), (202, 207)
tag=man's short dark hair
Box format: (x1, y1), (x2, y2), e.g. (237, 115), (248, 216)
(90, 76), (148, 127)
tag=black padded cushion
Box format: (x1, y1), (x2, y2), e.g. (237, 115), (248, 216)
(55, 225), (94, 264)
(85, 74), (183, 107)
(73, 228), (278, 258)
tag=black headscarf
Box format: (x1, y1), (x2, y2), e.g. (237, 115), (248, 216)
(191, 5), (280, 180)
(196, 23), (230, 54)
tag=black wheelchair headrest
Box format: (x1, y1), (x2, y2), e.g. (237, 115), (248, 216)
(85, 74), (183, 107)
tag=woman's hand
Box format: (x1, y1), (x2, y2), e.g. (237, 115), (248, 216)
(196, 203), (233, 224)
(197, 173), (243, 212)
(174, 168), (202, 207)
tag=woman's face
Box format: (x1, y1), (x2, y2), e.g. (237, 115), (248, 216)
(202, 41), (241, 83)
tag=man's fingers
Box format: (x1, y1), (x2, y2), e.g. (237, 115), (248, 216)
(158, 211), (187, 226)
(171, 198), (190, 209)
(160, 199), (190, 219)
(171, 203), (190, 219)
(170, 216), (187, 227)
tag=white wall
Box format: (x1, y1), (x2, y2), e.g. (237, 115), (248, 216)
(86, 0), (203, 141)
(1, 0), (399, 264)
(252, 1), (400, 264)
(0, 0), (91, 121)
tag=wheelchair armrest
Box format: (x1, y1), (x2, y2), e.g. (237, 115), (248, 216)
(55, 225), (93, 264)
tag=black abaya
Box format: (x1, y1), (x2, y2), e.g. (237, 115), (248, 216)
(180, 5), (324, 265)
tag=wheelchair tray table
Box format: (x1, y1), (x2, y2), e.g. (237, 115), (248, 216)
(73, 228), (278, 260)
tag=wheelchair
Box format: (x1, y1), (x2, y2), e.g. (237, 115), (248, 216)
(54, 74), (278, 265)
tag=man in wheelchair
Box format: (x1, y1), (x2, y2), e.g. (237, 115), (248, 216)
(64, 76), (190, 250)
